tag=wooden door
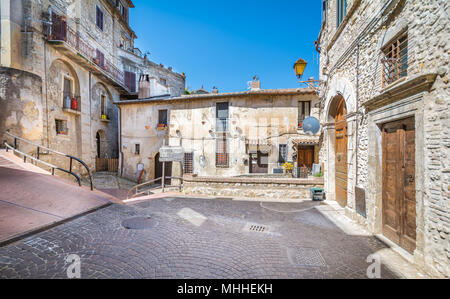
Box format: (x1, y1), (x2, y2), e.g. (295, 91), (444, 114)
(249, 152), (268, 174)
(334, 97), (348, 207)
(297, 146), (314, 169)
(382, 117), (416, 254)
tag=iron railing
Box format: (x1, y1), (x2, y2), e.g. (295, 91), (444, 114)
(3, 132), (94, 190)
(127, 176), (183, 199)
(48, 17), (125, 87)
(215, 118), (229, 133)
(382, 31), (408, 87)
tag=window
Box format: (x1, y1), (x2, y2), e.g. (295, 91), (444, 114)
(382, 31), (408, 87)
(337, 0), (347, 28)
(55, 119), (68, 135)
(96, 6), (104, 31)
(279, 144), (287, 164)
(135, 144), (140, 155)
(215, 137), (229, 167)
(298, 101), (311, 127)
(216, 102), (229, 132)
(101, 94), (107, 117)
(158, 109), (168, 126)
(119, 2), (124, 16)
(184, 152), (193, 174)
(322, 0), (328, 21)
(159, 78), (167, 86)
(63, 77), (72, 108)
(124, 71), (136, 92)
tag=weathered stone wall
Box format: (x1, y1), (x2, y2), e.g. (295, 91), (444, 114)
(0, 67), (43, 148)
(118, 91), (319, 182)
(318, 0), (449, 277)
(183, 177), (324, 201)
(1, 0), (126, 175)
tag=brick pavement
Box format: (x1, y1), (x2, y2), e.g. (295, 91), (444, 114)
(0, 197), (411, 279)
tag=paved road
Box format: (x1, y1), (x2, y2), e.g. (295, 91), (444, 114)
(0, 197), (399, 279)
(0, 153), (114, 243)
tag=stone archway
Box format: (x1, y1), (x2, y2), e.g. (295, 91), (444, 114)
(322, 76), (356, 207)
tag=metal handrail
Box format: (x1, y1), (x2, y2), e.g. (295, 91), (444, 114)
(127, 176), (183, 199)
(4, 132), (94, 190)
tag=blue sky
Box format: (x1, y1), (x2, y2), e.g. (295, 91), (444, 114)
(130, 0), (322, 93)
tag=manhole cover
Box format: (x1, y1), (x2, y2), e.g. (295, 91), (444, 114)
(122, 216), (157, 230)
(287, 247), (327, 267)
(243, 223), (270, 233)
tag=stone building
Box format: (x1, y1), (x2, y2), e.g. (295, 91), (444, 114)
(317, 0), (449, 277)
(0, 0), (185, 174)
(116, 77), (320, 185)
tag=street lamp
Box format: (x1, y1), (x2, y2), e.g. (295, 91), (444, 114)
(293, 58), (308, 80)
(294, 58), (322, 89)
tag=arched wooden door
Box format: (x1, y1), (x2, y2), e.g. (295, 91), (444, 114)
(334, 97), (348, 207)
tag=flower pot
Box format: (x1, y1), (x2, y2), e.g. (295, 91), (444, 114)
(71, 98), (78, 110)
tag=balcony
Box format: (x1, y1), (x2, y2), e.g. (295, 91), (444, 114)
(62, 93), (81, 115)
(47, 17), (129, 94)
(215, 118), (229, 133)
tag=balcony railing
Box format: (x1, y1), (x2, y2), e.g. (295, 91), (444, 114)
(215, 118), (229, 133)
(62, 93), (81, 113)
(48, 18), (125, 88)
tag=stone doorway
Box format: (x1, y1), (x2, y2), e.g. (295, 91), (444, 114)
(382, 117), (416, 254)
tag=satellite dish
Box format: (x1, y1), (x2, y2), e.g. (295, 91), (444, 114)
(302, 117), (320, 135)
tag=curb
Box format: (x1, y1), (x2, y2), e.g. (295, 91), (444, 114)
(0, 202), (112, 248)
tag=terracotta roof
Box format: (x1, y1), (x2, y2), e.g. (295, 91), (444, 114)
(115, 88), (318, 105)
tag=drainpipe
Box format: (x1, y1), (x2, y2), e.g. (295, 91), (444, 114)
(89, 71), (92, 155)
(119, 106), (124, 177)
(44, 41), (50, 147)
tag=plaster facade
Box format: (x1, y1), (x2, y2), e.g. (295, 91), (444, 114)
(117, 88), (319, 182)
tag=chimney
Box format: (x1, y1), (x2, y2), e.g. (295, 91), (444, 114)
(250, 75), (261, 90)
(138, 74), (150, 99)
(212, 86), (219, 94)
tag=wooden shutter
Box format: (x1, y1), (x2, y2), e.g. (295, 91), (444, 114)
(51, 13), (66, 40)
(96, 6), (103, 30)
(124, 71), (136, 92)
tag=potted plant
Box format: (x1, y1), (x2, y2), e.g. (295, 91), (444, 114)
(70, 97), (78, 110)
(101, 114), (107, 120)
(282, 162), (294, 175)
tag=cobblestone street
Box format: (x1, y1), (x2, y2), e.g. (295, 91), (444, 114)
(0, 197), (418, 279)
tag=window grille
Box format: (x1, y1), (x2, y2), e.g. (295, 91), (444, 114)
(382, 31), (408, 87)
